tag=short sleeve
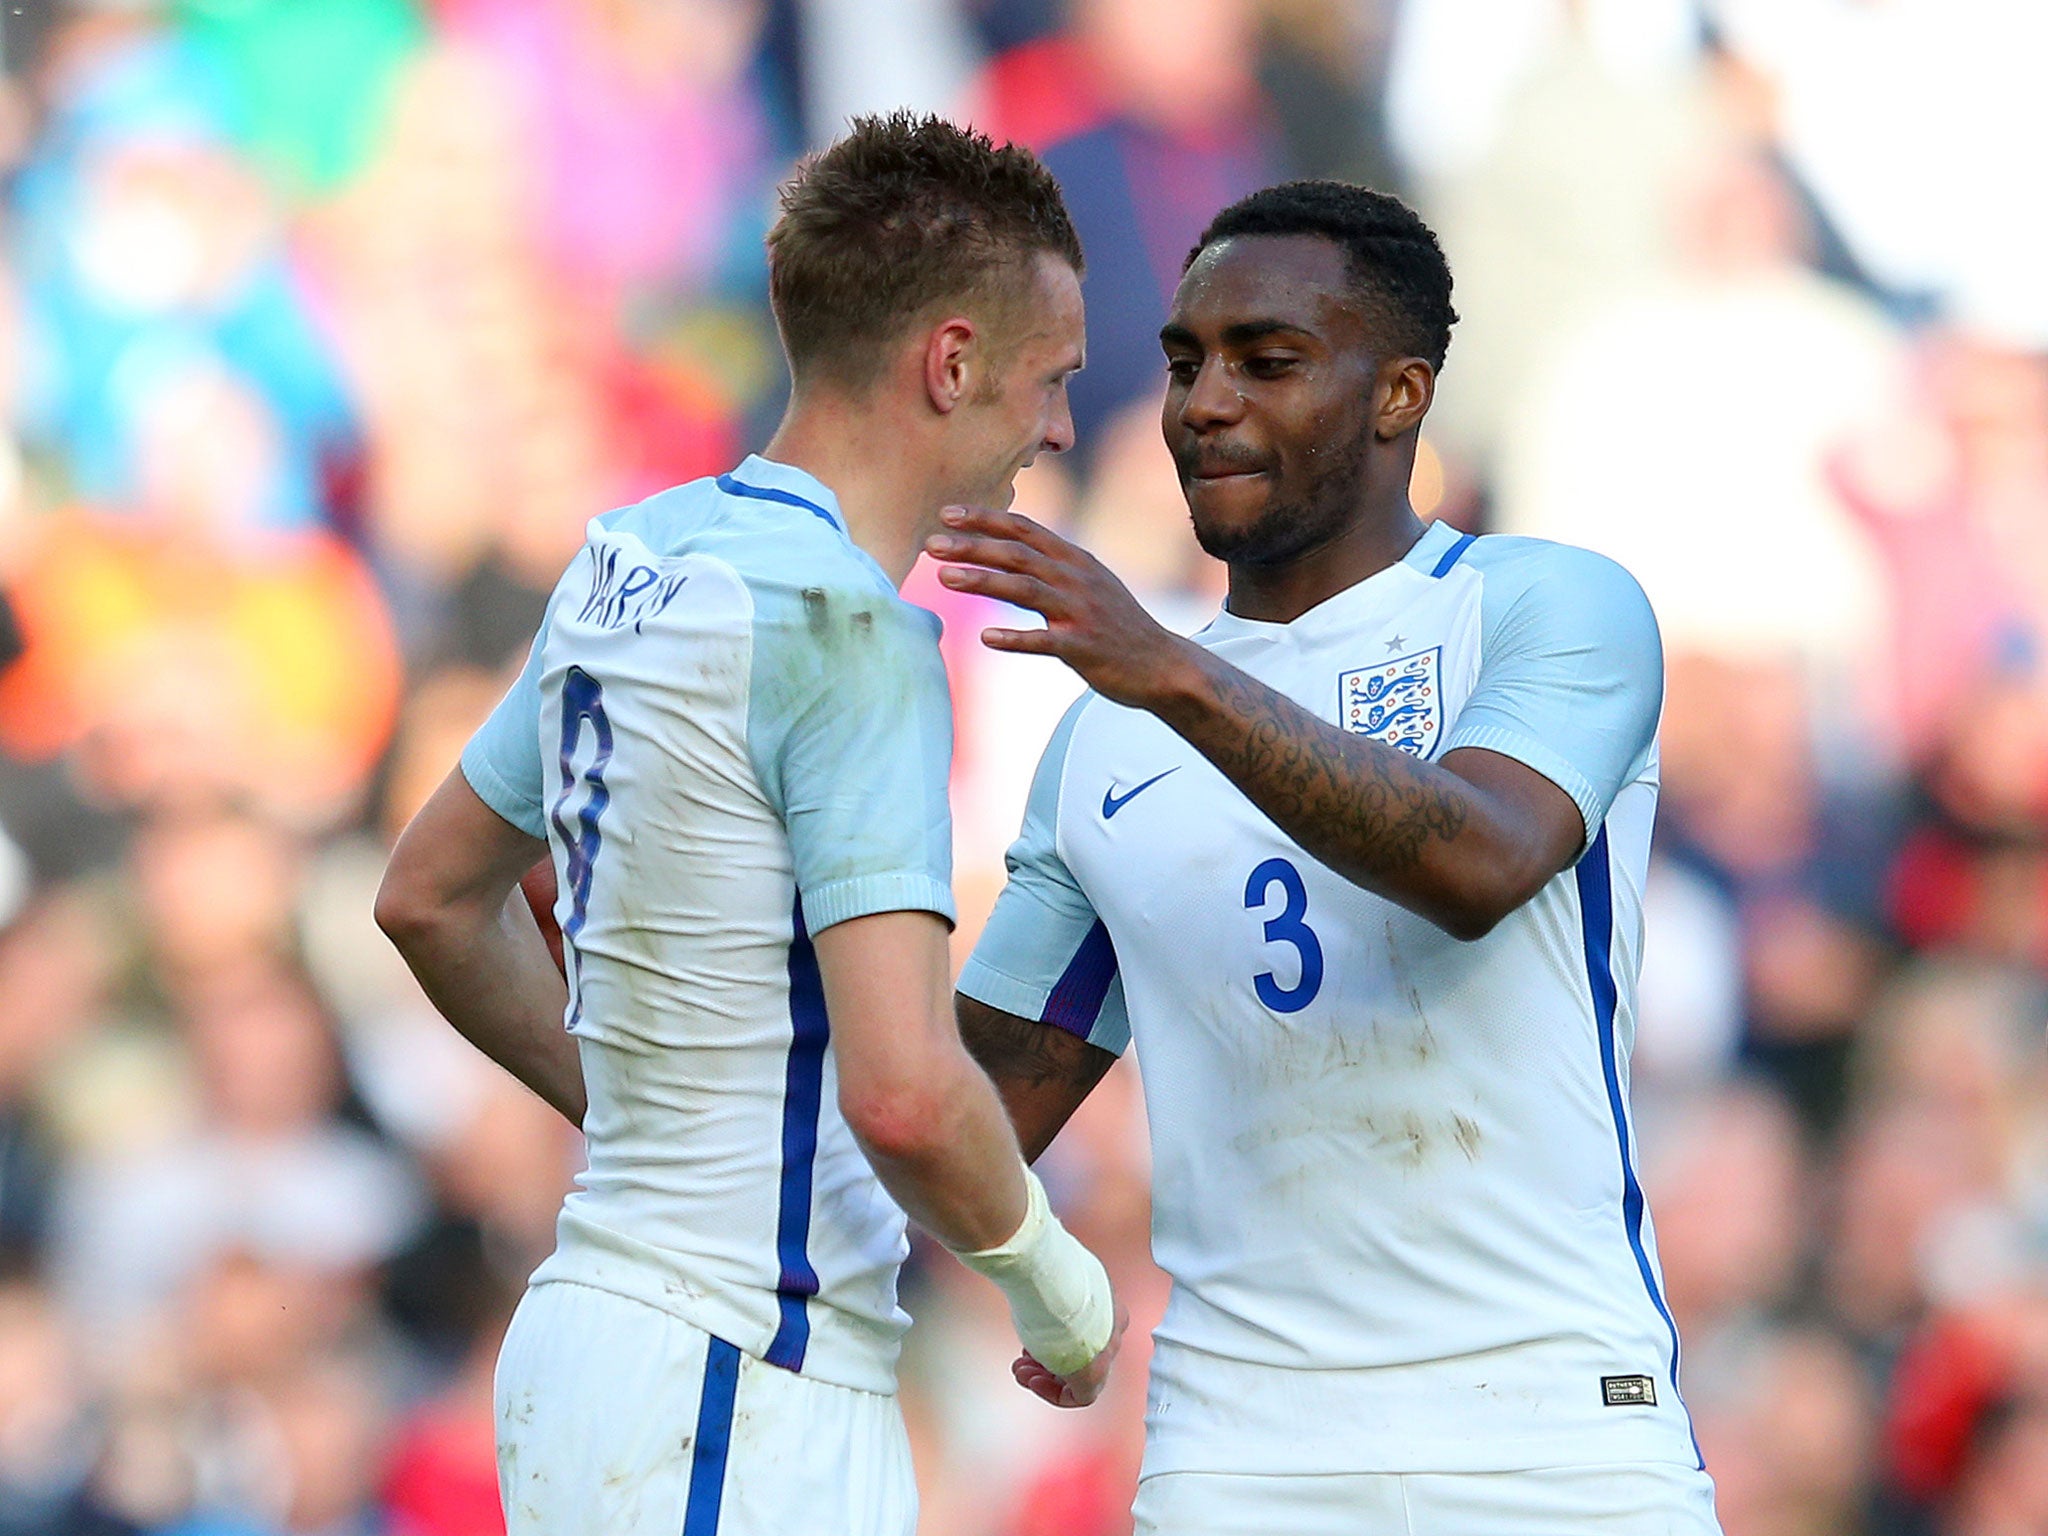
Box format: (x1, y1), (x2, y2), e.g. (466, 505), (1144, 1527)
(747, 581), (956, 936)
(1441, 545), (1663, 852)
(459, 629), (549, 839)
(958, 699), (1131, 1056)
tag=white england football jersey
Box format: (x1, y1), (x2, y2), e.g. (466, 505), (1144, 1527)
(461, 455), (954, 1396)
(961, 518), (1702, 1476)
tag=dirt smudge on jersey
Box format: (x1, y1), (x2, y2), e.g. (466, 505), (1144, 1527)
(1451, 1113), (1483, 1161)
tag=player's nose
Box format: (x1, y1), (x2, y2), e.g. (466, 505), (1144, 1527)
(1041, 392), (1076, 456)
(1177, 356), (1244, 430)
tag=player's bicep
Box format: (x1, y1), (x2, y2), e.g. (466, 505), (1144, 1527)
(1439, 745), (1586, 891)
(957, 994), (1116, 1164)
(382, 767), (548, 928)
(814, 908), (956, 1107)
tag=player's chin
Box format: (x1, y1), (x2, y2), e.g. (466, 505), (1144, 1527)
(989, 445), (1044, 510)
(1186, 475), (1273, 552)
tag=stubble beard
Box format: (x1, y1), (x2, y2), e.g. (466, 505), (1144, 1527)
(1188, 424), (1373, 569)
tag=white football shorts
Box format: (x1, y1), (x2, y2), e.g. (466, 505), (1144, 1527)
(494, 1280), (916, 1536)
(1133, 1460), (1722, 1536)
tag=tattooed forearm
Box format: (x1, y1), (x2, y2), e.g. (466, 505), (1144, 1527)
(960, 1002), (1084, 1088)
(1160, 652), (1473, 884)
(1119, 637), (1583, 943)
(957, 997), (1116, 1162)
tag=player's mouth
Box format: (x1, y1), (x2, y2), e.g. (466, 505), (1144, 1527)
(1180, 444), (1271, 484)
(1185, 455), (1270, 483)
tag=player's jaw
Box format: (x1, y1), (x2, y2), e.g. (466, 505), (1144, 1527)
(949, 435), (1036, 513)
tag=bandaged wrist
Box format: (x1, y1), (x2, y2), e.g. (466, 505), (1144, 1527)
(951, 1166), (1113, 1376)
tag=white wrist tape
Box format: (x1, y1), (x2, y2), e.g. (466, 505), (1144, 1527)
(951, 1166), (1113, 1376)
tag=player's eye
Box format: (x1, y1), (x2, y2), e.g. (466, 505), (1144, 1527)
(1244, 355), (1299, 379)
(1165, 357), (1201, 384)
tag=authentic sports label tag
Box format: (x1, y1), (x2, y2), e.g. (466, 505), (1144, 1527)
(1602, 1374), (1658, 1407)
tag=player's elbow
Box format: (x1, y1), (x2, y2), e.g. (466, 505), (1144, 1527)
(840, 1081), (958, 1166)
(1426, 886), (1521, 941)
(374, 857), (444, 955)
(1428, 865), (1547, 942)
(1433, 903), (1501, 943)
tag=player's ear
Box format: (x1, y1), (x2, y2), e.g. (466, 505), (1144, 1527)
(923, 318), (978, 415)
(1373, 357), (1435, 441)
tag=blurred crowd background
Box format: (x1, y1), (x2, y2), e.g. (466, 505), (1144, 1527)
(0, 0), (2045, 1532)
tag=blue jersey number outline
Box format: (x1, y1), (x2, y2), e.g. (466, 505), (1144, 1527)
(548, 666), (614, 1027)
(1245, 856), (1324, 1013)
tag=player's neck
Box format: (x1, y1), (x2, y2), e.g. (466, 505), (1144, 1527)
(762, 409), (935, 589)
(1225, 499), (1428, 624)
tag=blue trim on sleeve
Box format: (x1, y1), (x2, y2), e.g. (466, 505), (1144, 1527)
(1042, 920), (1117, 1037)
(1576, 827), (1705, 1470)
(1429, 531), (1477, 578)
(681, 1336), (742, 1534)
(717, 474), (842, 531)
(766, 904), (828, 1372)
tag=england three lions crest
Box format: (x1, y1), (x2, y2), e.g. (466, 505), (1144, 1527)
(1339, 648), (1442, 757)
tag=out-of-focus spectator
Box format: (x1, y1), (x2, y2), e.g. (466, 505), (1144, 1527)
(380, 1284), (517, 1536)
(791, 0), (982, 148)
(0, 1279), (97, 1533)
(438, 0), (778, 308)
(10, 24), (359, 534)
(1634, 854), (1747, 1096)
(0, 508), (401, 822)
(1692, 1323), (1876, 1536)
(1497, 146), (1904, 691)
(306, 39), (744, 666)
(1710, 0), (2048, 346)
(1388, 0), (1710, 472)
(173, 0), (425, 199)
(1385, 0), (1704, 191)
(973, 0), (1277, 451)
(46, 954), (422, 1340)
(1643, 1081), (1808, 1344)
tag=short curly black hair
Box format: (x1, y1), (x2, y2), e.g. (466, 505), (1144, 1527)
(769, 112), (1083, 387)
(1187, 181), (1457, 370)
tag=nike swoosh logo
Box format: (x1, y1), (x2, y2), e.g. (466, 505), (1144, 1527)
(1102, 768), (1179, 819)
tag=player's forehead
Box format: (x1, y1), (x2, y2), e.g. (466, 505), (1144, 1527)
(1164, 234), (1356, 348)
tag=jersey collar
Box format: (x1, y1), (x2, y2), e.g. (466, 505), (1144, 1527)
(1199, 519), (1466, 641)
(719, 454), (847, 534)
(1401, 518), (1469, 576)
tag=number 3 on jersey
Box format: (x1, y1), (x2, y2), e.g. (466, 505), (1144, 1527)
(1245, 857), (1323, 1013)
(549, 666), (614, 1026)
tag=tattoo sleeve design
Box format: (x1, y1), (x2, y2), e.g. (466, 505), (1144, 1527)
(960, 1000), (1104, 1089)
(958, 998), (1116, 1161)
(1167, 656), (1471, 881)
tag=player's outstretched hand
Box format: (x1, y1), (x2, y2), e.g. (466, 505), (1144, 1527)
(927, 507), (1199, 710)
(1011, 1302), (1129, 1409)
